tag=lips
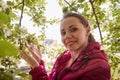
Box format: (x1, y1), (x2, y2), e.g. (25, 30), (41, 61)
(66, 41), (76, 46)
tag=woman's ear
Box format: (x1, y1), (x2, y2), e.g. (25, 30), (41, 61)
(86, 26), (91, 37)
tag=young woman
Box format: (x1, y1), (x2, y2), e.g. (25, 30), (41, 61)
(20, 12), (111, 80)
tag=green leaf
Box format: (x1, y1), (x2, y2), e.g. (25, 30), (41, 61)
(5, 8), (10, 15)
(31, 0), (35, 3)
(9, 12), (16, 19)
(7, 1), (14, 6)
(18, 72), (28, 77)
(0, 29), (5, 39)
(78, 0), (84, 3)
(0, 0), (1, 4)
(25, 0), (32, 6)
(0, 12), (10, 25)
(0, 40), (19, 57)
(63, 7), (68, 13)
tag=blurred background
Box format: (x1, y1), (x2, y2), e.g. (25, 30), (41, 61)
(0, 0), (120, 80)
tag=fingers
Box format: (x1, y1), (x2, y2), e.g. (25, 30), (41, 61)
(20, 50), (39, 68)
(19, 42), (42, 68)
(20, 50), (28, 61)
(37, 45), (42, 57)
(26, 42), (42, 63)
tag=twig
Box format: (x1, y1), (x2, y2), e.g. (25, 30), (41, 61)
(89, 0), (103, 45)
(13, 2), (22, 8)
(92, 0), (95, 3)
(19, 0), (24, 27)
(19, 0), (24, 50)
(64, 0), (71, 7)
(64, 0), (76, 11)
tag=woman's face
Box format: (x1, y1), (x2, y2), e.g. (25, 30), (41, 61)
(60, 17), (90, 51)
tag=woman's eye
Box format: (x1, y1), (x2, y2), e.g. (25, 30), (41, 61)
(71, 28), (77, 32)
(61, 31), (66, 36)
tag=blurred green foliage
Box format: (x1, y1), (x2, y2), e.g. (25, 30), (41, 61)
(0, 0), (120, 80)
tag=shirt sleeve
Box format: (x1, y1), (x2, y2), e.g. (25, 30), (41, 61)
(29, 60), (49, 80)
(29, 60), (57, 80)
(80, 67), (111, 80)
(29, 52), (66, 80)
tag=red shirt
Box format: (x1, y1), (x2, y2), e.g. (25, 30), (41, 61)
(29, 42), (111, 80)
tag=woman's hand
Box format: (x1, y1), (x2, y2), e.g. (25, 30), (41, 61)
(20, 43), (42, 68)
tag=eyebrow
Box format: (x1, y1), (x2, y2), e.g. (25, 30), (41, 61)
(61, 25), (74, 32)
(69, 25), (74, 29)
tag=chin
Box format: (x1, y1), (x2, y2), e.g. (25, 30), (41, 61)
(67, 48), (75, 51)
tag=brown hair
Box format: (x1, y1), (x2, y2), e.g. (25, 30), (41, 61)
(62, 12), (96, 43)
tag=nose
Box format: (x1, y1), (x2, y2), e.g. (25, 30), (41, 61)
(64, 31), (72, 40)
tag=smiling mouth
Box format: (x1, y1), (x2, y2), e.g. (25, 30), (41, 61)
(67, 41), (76, 46)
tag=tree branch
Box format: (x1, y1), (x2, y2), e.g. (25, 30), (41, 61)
(64, 0), (75, 10)
(92, 0), (95, 3)
(19, 0), (24, 50)
(89, 0), (103, 45)
(19, 0), (24, 27)
(64, 0), (71, 7)
(13, 2), (22, 8)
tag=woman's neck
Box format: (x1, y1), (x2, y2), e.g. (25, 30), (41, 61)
(70, 41), (88, 62)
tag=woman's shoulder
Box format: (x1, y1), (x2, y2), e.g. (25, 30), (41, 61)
(83, 57), (111, 79)
(56, 50), (71, 61)
(88, 57), (110, 69)
(83, 46), (110, 72)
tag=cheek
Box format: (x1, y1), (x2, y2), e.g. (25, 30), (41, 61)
(77, 32), (86, 41)
(61, 37), (65, 44)
(61, 37), (66, 46)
